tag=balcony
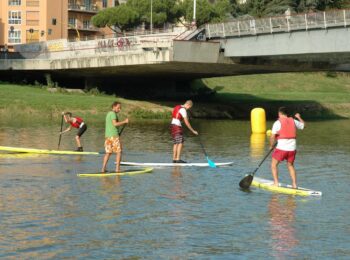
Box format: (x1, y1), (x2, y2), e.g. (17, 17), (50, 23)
(68, 24), (99, 32)
(68, 4), (99, 14)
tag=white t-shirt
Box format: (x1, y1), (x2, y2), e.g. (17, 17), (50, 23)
(171, 107), (187, 127)
(271, 119), (304, 151)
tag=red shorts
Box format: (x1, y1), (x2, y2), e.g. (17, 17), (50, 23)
(272, 149), (297, 163)
(170, 124), (184, 144)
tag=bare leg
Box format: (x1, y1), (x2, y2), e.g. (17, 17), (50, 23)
(176, 143), (183, 161)
(115, 152), (121, 172)
(271, 157), (280, 186)
(101, 153), (111, 172)
(173, 144), (178, 161)
(75, 136), (82, 147)
(287, 162), (297, 188)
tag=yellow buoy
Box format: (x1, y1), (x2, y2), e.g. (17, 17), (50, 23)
(251, 108), (266, 134)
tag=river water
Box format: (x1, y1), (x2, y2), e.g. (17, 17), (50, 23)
(0, 120), (349, 259)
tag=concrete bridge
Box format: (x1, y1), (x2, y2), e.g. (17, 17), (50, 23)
(2, 9), (350, 86)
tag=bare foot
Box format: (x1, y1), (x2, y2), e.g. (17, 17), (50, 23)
(273, 182), (279, 187)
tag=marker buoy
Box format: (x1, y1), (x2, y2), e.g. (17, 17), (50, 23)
(251, 108), (266, 134)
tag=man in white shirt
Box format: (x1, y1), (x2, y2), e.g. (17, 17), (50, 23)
(270, 107), (305, 188)
(170, 100), (198, 163)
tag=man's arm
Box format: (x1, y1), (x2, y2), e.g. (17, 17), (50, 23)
(112, 118), (129, 127)
(183, 117), (198, 135)
(60, 125), (72, 134)
(62, 112), (69, 123)
(294, 113), (305, 128)
(270, 134), (277, 149)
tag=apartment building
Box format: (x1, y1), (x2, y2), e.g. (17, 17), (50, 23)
(0, 0), (116, 49)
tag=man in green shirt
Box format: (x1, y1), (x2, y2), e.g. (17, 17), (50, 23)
(101, 101), (129, 173)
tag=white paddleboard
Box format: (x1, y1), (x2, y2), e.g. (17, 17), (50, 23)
(120, 161), (234, 167)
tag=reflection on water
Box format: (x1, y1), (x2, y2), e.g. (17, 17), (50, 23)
(250, 133), (267, 159)
(0, 120), (350, 258)
(268, 195), (298, 259)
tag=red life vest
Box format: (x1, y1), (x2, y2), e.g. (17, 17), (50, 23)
(70, 117), (83, 128)
(172, 105), (184, 120)
(277, 117), (296, 139)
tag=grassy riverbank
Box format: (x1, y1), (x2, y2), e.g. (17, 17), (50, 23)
(0, 83), (172, 124)
(201, 72), (350, 119)
(1, 72), (349, 123)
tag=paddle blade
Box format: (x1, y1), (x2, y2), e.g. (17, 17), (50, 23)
(207, 157), (216, 168)
(239, 175), (253, 189)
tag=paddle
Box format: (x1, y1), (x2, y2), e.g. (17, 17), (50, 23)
(239, 143), (277, 189)
(57, 114), (64, 150)
(118, 124), (126, 136)
(198, 136), (216, 168)
(188, 111), (216, 168)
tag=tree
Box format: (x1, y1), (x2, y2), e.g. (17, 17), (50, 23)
(241, 0), (292, 17)
(181, 0), (232, 26)
(127, 0), (183, 27)
(92, 4), (140, 32)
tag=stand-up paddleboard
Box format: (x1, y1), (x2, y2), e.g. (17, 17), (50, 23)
(120, 162), (234, 167)
(0, 146), (99, 155)
(77, 167), (153, 177)
(251, 177), (322, 196)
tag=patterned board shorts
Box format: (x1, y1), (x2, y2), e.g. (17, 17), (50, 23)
(170, 124), (184, 144)
(104, 136), (122, 153)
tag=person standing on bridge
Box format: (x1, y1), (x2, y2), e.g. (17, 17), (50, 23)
(101, 101), (128, 173)
(170, 100), (198, 163)
(270, 107), (305, 188)
(60, 112), (87, 151)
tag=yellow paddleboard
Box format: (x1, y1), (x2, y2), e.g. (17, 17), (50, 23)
(0, 146), (99, 155)
(252, 177), (322, 196)
(77, 167), (153, 177)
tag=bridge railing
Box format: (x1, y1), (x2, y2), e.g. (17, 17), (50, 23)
(206, 9), (350, 38)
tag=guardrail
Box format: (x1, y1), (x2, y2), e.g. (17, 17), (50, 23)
(68, 4), (99, 13)
(206, 9), (350, 38)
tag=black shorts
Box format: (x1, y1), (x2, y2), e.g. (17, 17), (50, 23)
(77, 124), (87, 137)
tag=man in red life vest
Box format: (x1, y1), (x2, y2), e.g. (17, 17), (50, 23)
(170, 100), (198, 163)
(270, 107), (305, 188)
(60, 112), (87, 151)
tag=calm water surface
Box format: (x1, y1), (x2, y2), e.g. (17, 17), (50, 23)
(0, 120), (349, 259)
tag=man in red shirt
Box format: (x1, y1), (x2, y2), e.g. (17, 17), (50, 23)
(270, 107), (305, 188)
(170, 100), (198, 163)
(60, 112), (87, 151)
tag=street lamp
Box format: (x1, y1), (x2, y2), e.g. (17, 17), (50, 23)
(192, 0), (196, 27)
(150, 0), (153, 34)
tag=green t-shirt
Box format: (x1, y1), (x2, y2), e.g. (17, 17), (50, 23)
(105, 111), (119, 138)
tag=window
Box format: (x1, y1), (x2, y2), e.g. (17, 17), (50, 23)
(8, 29), (21, 43)
(8, 11), (21, 24)
(26, 0), (39, 7)
(26, 11), (39, 26)
(8, 0), (21, 5)
(83, 20), (90, 29)
(68, 17), (76, 27)
(102, 0), (107, 8)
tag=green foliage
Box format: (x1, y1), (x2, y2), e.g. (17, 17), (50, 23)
(92, 5), (140, 31)
(236, 0), (350, 18)
(130, 108), (171, 119)
(128, 0), (183, 26)
(93, 0), (350, 31)
(181, 0), (232, 26)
